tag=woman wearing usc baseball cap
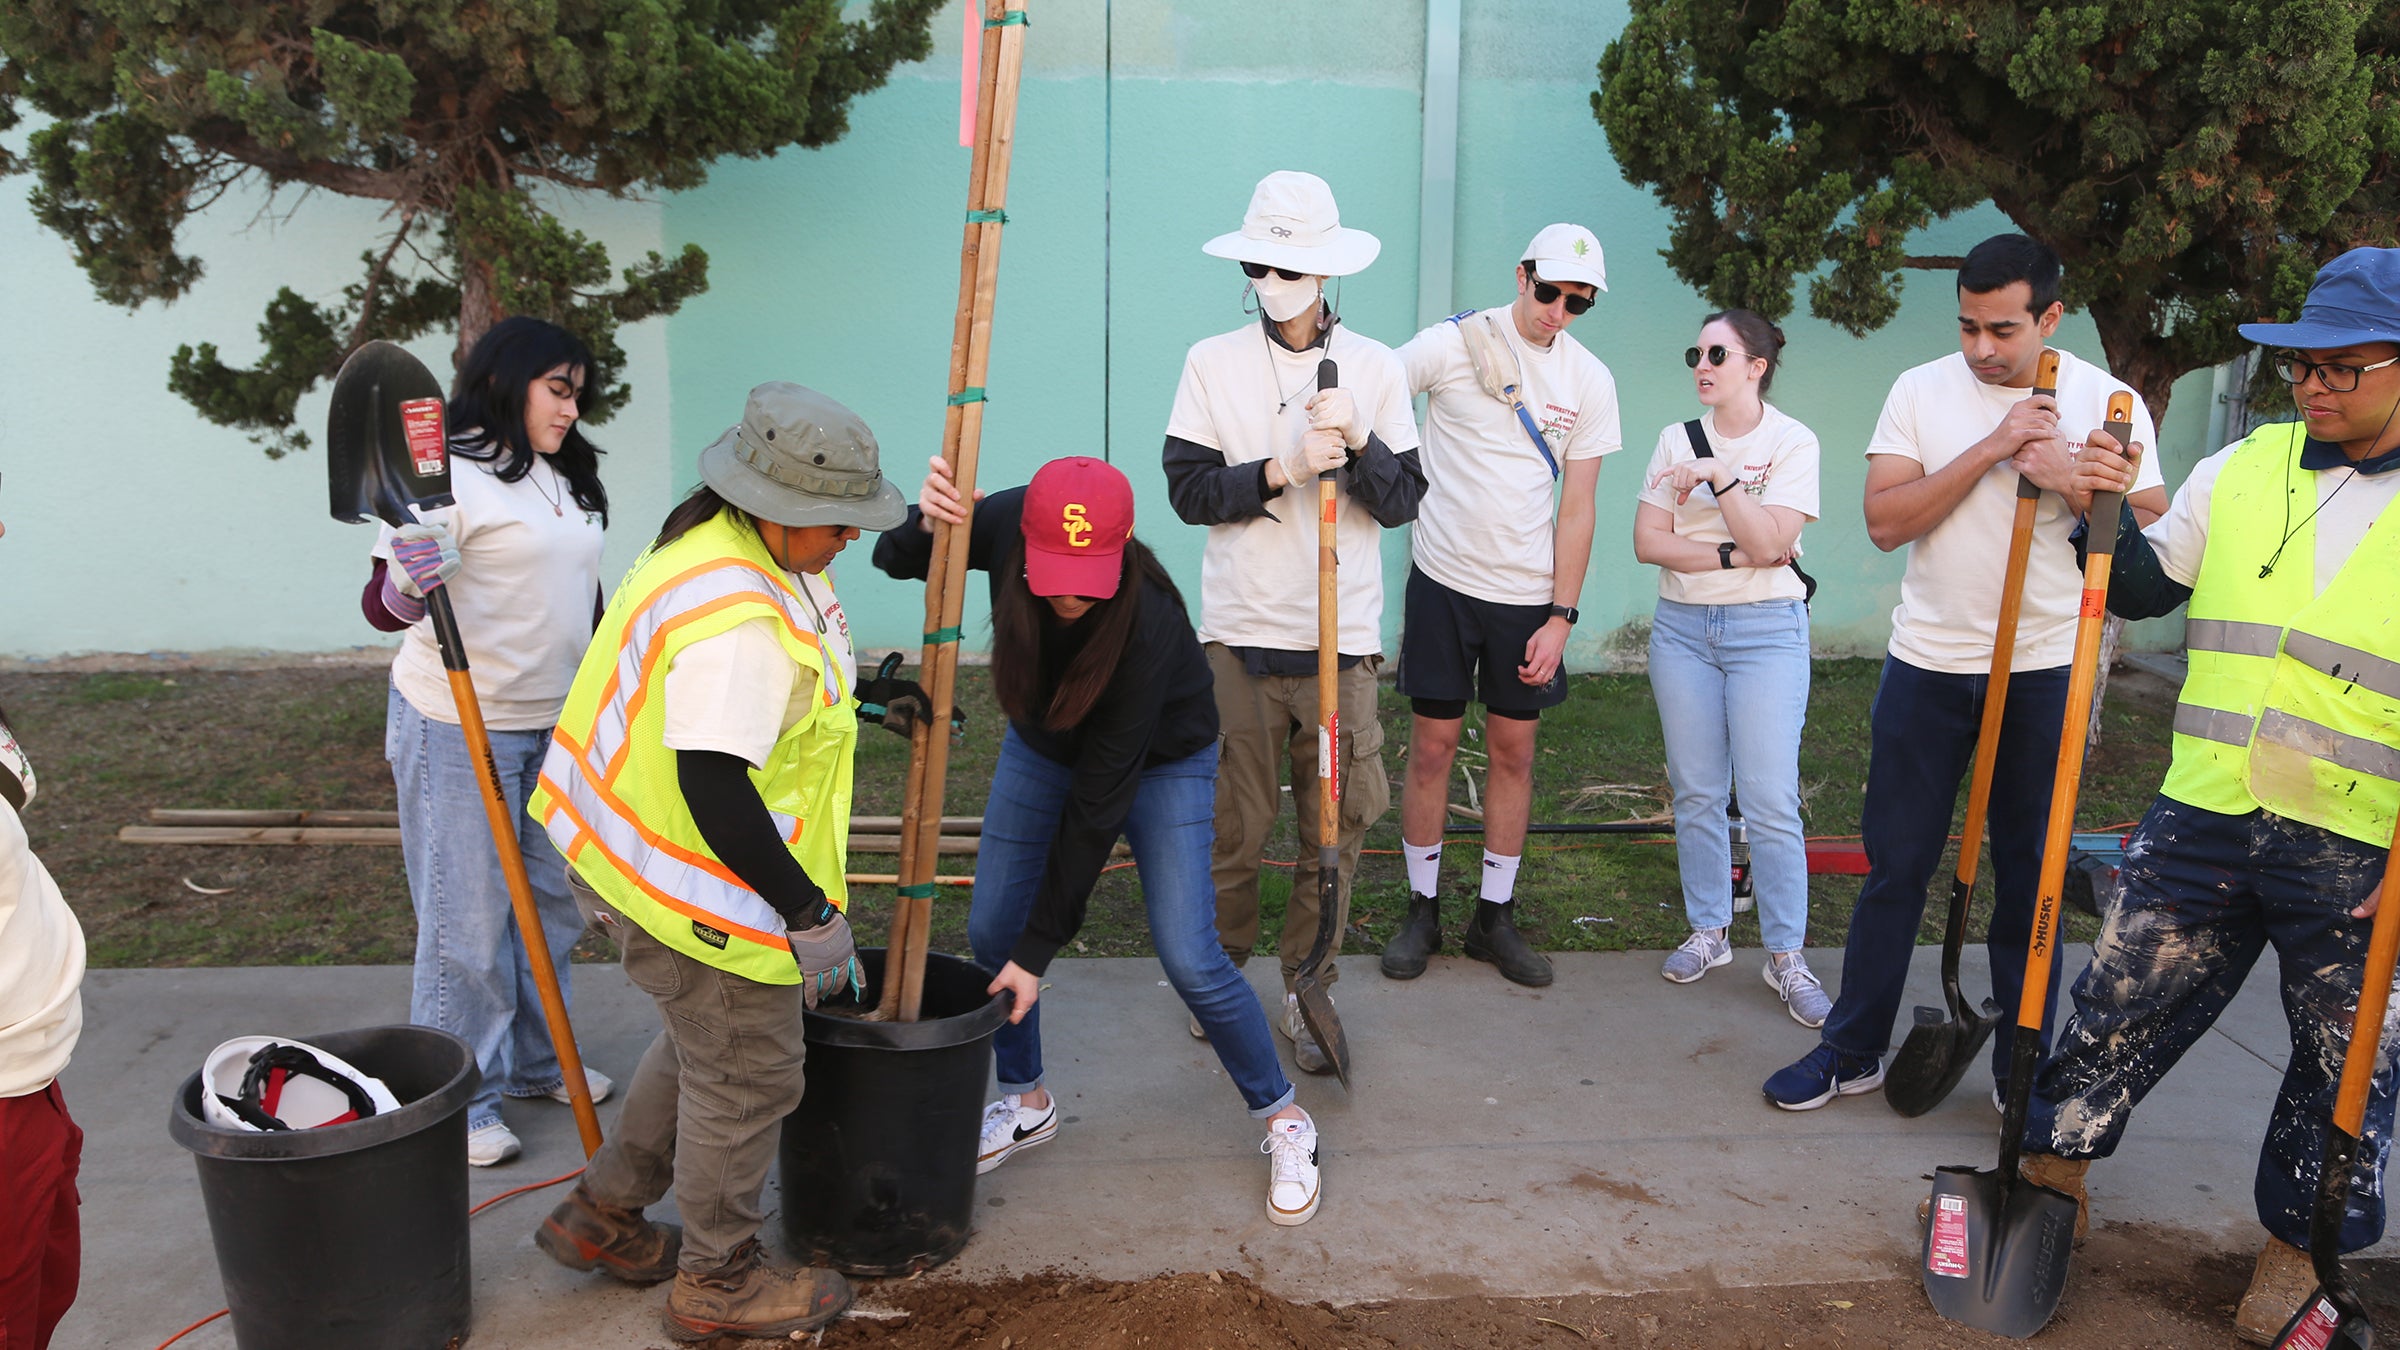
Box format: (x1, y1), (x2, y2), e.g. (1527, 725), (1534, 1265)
(875, 454), (1326, 1227)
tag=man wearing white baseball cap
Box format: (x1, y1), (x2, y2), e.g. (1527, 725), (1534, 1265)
(1382, 224), (1623, 989)
(1164, 170), (1425, 1073)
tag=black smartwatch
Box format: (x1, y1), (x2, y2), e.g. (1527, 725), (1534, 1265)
(1718, 541), (1737, 570)
(1548, 603), (1578, 625)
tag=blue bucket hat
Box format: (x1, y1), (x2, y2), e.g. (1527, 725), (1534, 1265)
(2239, 247), (2400, 351)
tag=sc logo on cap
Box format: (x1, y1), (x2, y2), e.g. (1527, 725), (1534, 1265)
(1063, 503), (1092, 548)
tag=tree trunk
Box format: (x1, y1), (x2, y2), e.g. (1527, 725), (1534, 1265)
(455, 254), (502, 372)
(2087, 614), (2123, 751)
(2076, 305), (2175, 759)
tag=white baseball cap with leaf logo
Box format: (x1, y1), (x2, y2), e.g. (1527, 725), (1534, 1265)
(1201, 170), (1382, 278)
(1521, 223), (1607, 292)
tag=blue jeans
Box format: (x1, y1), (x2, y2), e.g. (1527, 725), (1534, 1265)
(2027, 797), (2398, 1251)
(1818, 657), (2069, 1084)
(971, 729), (1295, 1118)
(1649, 598), (1812, 952)
(387, 685), (585, 1130)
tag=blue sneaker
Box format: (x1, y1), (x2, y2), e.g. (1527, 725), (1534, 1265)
(1763, 1044), (1886, 1111)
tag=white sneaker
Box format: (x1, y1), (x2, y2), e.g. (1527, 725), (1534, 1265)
(975, 1093), (1058, 1175)
(1661, 927), (1732, 983)
(1278, 993), (1332, 1075)
(1262, 1111), (1321, 1226)
(1764, 951), (1832, 1028)
(539, 1067), (613, 1106)
(467, 1119), (522, 1167)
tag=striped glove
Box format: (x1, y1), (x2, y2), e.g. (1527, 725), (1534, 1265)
(389, 523), (461, 598)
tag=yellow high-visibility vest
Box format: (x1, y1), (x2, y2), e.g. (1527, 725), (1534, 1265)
(530, 510), (856, 983)
(2162, 422), (2400, 844)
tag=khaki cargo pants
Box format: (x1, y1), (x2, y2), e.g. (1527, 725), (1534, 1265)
(1207, 644), (1391, 993)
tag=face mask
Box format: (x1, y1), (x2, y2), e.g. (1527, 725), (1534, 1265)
(0, 714), (32, 812)
(1252, 273), (1320, 324)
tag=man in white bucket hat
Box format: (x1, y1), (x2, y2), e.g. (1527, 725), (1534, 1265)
(1382, 224), (1623, 989)
(1164, 170), (1424, 1073)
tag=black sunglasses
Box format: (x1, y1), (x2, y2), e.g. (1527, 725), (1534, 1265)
(1684, 345), (1757, 369)
(1241, 261), (1309, 282)
(1524, 272), (1595, 316)
(2272, 350), (2400, 393)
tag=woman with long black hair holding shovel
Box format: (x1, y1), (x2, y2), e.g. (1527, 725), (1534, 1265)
(877, 454), (1325, 1227)
(361, 316), (611, 1167)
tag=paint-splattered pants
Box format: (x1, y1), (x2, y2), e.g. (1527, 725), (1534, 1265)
(2025, 795), (2397, 1250)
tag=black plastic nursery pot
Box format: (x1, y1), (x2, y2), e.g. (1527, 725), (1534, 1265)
(779, 948), (1011, 1276)
(168, 1025), (478, 1350)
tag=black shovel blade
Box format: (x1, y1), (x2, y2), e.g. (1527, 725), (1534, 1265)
(1291, 857), (1351, 1088)
(1886, 996), (2004, 1117)
(1922, 1164), (2079, 1338)
(327, 340), (452, 527)
(2277, 1287), (2374, 1350)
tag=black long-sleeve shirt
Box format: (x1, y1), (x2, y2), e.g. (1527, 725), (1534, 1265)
(872, 486), (1217, 974)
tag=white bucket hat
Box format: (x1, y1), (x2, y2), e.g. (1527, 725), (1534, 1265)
(1522, 222), (1608, 292)
(202, 1035), (404, 1132)
(1201, 171), (1381, 278)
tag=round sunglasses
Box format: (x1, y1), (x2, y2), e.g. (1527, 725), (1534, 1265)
(1685, 344), (1758, 369)
(1527, 273), (1595, 315)
(1241, 261), (1309, 282)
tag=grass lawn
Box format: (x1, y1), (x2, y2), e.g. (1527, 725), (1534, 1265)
(4, 658), (2175, 968)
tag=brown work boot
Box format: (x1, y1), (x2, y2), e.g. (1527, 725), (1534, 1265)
(533, 1183), (682, 1285)
(2019, 1154), (2092, 1246)
(663, 1238), (852, 1342)
(1462, 900), (1553, 987)
(2233, 1236), (2318, 1345)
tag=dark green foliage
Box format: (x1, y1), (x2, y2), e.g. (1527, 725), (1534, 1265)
(0, 0), (942, 455)
(1595, 0), (2400, 416)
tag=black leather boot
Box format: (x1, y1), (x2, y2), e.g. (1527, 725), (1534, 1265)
(1462, 900), (1552, 987)
(1379, 892), (1441, 979)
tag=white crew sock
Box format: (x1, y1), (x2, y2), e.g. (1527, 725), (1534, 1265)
(1480, 850), (1522, 904)
(1405, 841), (1443, 898)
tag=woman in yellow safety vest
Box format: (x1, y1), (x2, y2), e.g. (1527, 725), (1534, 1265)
(525, 382), (933, 1343)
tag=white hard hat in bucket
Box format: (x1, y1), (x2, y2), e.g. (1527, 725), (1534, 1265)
(201, 1035), (404, 1132)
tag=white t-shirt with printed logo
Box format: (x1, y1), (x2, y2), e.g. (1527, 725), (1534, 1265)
(1638, 404), (1821, 606)
(662, 569), (857, 769)
(1870, 350), (2165, 674)
(374, 450), (606, 731)
(1399, 311), (1624, 605)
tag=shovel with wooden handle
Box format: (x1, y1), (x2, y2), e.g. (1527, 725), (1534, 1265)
(2272, 818), (2400, 1350)
(1922, 390), (2135, 1338)
(328, 340), (603, 1158)
(1290, 355), (1353, 1088)
(1888, 349), (2058, 1117)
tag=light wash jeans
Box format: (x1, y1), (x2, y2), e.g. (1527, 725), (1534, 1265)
(1647, 598), (1812, 953)
(387, 685), (585, 1130)
(970, 729), (1295, 1118)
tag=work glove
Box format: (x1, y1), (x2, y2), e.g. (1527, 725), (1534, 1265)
(389, 523), (461, 598)
(856, 652), (964, 740)
(1278, 426), (1348, 489)
(1304, 387), (1367, 451)
(789, 907), (865, 1009)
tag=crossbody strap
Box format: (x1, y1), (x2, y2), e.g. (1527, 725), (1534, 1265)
(1679, 420), (1816, 605)
(1449, 312), (1560, 480)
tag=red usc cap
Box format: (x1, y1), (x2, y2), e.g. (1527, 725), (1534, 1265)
(1022, 456), (1134, 599)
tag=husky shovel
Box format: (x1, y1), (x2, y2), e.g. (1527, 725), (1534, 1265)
(1923, 390), (2136, 1337)
(1290, 355), (1353, 1088)
(1889, 349), (2059, 1117)
(2272, 818), (2400, 1350)
(328, 340), (603, 1158)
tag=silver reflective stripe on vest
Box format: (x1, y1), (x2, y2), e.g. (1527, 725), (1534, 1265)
(2282, 631), (2400, 702)
(2175, 702), (2254, 747)
(2254, 708), (2400, 782)
(2184, 618), (2285, 659)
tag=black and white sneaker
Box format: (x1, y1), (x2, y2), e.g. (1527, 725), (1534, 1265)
(1261, 1111), (1321, 1226)
(975, 1093), (1058, 1175)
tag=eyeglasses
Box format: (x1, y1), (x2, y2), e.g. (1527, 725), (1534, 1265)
(1241, 261), (1309, 282)
(1685, 345), (1757, 369)
(1526, 272), (1595, 316)
(2272, 351), (2400, 393)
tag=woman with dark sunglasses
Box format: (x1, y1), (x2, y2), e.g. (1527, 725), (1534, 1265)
(1633, 310), (1829, 1025)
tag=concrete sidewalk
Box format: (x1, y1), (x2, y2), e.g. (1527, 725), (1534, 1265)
(54, 943), (2342, 1348)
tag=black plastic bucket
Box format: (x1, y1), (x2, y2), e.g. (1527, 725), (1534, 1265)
(167, 1025), (478, 1350)
(779, 948), (1011, 1275)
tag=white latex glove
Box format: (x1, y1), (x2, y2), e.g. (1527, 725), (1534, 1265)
(1305, 387), (1366, 451)
(1277, 427), (1348, 489)
(389, 523), (461, 598)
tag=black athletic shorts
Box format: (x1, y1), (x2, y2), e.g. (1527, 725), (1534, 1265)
(1396, 565), (1568, 719)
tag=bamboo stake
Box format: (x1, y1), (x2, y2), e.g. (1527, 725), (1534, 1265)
(882, 0), (1029, 1022)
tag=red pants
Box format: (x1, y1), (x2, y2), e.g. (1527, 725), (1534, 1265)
(0, 1082), (81, 1350)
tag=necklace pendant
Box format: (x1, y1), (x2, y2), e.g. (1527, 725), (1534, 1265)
(554, 503), (564, 517)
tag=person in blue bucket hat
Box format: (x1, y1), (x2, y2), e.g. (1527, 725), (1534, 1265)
(2011, 245), (2400, 1345)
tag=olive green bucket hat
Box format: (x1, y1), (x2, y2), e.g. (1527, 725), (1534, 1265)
(698, 382), (908, 530)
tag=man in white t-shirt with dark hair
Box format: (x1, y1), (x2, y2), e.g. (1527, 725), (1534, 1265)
(1763, 232), (2169, 1112)
(1163, 170), (1425, 1073)
(1380, 224), (1623, 989)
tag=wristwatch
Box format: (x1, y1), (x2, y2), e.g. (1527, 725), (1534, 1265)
(1548, 603), (1578, 625)
(1718, 541), (1737, 570)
